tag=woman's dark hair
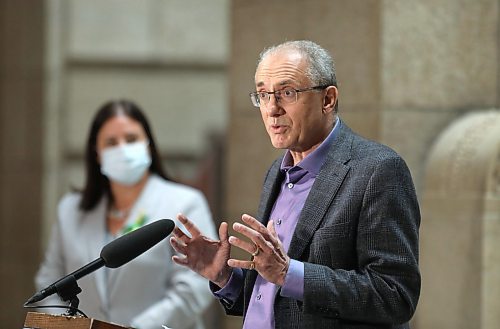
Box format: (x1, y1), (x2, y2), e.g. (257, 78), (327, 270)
(79, 99), (169, 211)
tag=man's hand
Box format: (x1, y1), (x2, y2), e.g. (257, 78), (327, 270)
(228, 214), (290, 286)
(170, 213), (232, 288)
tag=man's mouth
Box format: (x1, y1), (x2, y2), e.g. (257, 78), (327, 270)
(270, 124), (287, 133)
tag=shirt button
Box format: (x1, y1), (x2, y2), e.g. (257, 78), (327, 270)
(287, 183), (294, 189)
(276, 218), (282, 225)
(256, 293), (262, 300)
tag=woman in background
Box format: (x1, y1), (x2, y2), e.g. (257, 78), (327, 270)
(35, 99), (216, 329)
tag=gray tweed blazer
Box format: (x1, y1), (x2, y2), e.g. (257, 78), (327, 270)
(223, 121), (421, 329)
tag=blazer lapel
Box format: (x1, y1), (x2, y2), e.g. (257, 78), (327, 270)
(288, 124), (353, 260)
(256, 158), (285, 224)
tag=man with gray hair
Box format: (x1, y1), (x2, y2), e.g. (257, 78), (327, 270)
(170, 40), (421, 329)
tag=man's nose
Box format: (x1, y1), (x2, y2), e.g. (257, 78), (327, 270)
(265, 94), (281, 115)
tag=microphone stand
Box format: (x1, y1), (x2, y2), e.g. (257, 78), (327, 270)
(25, 219), (175, 315)
(53, 275), (82, 316)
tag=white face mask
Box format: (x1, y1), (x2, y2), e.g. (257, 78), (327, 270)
(100, 141), (152, 185)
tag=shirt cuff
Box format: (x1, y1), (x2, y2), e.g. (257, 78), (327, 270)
(280, 259), (304, 301)
(210, 268), (244, 303)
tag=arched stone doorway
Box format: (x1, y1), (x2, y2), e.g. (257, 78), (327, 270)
(417, 110), (500, 328)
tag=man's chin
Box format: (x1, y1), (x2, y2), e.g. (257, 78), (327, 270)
(270, 139), (289, 150)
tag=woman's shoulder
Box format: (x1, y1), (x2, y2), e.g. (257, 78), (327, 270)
(57, 191), (84, 216)
(150, 175), (204, 198)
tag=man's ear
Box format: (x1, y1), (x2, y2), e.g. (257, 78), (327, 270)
(323, 86), (338, 114)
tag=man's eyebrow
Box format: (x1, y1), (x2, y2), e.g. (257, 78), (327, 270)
(256, 79), (295, 88)
(278, 80), (294, 86)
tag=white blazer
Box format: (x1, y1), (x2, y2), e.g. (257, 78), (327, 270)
(35, 175), (217, 329)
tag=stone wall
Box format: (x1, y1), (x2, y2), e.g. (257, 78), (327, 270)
(380, 0), (499, 192)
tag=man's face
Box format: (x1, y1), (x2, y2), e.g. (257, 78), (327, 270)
(255, 51), (330, 154)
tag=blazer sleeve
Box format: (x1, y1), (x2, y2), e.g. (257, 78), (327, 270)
(130, 190), (217, 329)
(302, 155), (421, 325)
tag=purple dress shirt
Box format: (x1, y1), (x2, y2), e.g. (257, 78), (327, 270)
(213, 118), (340, 329)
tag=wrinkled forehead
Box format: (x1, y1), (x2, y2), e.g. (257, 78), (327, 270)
(255, 50), (309, 87)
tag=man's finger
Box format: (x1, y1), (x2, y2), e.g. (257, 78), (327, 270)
(170, 237), (188, 255)
(228, 236), (256, 255)
(267, 220), (276, 237)
(177, 213), (201, 237)
(219, 222), (229, 242)
(232, 222), (273, 255)
(241, 214), (277, 245)
(171, 255), (189, 266)
(241, 214), (267, 233)
(227, 258), (255, 270)
(172, 226), (191, 243)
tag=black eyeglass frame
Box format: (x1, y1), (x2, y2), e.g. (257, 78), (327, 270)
(249, 85), (331, 108)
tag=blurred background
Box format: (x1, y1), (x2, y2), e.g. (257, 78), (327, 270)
(1, 0), (499, 328)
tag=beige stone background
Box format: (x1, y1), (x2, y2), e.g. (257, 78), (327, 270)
(0, 0), (499, 328)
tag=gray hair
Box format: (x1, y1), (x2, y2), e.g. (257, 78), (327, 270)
(257, 40), (337, 87)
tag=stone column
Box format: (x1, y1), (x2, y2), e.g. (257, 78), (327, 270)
(0, 0), (44, 327)
(417, 111), (500, 328)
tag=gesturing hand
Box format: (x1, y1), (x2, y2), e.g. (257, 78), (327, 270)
(228, 214), (290, 286)
(170, 213), (232, 288)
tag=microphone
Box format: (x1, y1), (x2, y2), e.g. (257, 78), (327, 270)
(25, 218), (175, 305)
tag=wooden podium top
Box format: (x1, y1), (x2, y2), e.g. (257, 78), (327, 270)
(24, 312), (129, 329)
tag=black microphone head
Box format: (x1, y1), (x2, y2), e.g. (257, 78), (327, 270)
(100, 218), (174, 268)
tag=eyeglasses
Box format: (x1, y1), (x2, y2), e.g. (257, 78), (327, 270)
(249, 85), (330, 108)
